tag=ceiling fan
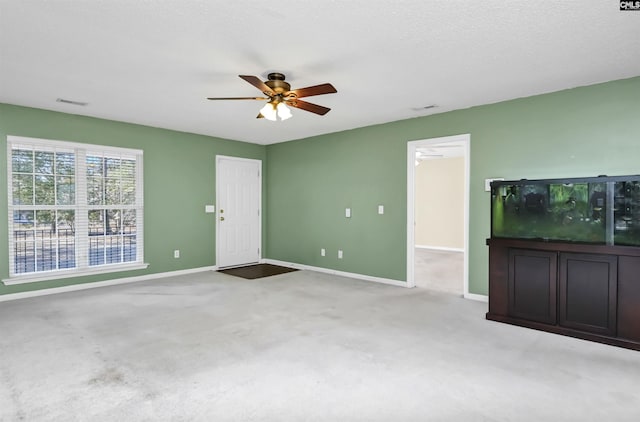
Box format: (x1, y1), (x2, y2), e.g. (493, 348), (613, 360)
(207, 73), (337, 121)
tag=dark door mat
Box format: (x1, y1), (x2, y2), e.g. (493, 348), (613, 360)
(218, 264), (298, 280)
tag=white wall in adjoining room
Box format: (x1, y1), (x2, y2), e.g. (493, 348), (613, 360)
(415, 156), (465, 250)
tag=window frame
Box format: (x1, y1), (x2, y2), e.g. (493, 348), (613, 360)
(4, 135), (147, 285)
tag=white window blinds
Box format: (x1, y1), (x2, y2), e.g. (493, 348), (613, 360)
(6, 136), (144, 283)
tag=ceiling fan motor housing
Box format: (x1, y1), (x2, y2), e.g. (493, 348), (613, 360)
(265, 72), (291, 95)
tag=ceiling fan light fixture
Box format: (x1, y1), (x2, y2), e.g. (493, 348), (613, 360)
(277, 102), (292, 120)
(260, 102), (278, 121)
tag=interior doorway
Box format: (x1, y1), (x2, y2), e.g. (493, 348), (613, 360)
(407, 134), (470, 296)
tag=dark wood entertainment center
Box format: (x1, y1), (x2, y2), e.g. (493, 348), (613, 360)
(486, 238), (640, 350)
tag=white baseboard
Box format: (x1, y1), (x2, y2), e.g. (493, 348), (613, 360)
(0, 266), (218, 303)
(464, 293), (488, 302)
(415, 245), (464, 252)
(262, 259), (488, 302)
(262, 259), (409, 288)
(0, 262), (488, 303)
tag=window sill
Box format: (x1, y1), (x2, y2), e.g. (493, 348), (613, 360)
(2, 262), (150, 285)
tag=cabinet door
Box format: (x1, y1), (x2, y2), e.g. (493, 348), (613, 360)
(559, 253), (617, 335)
(508, 249), (557, 324)
(618, 256), (640, 342)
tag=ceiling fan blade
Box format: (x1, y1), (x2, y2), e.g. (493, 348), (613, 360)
(207, 97), (269, 100)
(256, 113), (265, 119)
(239, 75), (275, 96)
(285, 83), (337, 98)
(286, 99), (331, 116)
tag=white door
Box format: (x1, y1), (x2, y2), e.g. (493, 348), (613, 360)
(216, 156), (261, 268)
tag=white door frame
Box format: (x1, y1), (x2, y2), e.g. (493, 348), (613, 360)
(215, 155), (262, 268)
(407, 134), (470, 297)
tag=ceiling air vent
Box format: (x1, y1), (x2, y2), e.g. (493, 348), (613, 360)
(411, 104), (438, 112)
(56, 98), (88, 106)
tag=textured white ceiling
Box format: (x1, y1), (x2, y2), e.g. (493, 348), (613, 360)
(1, 1), (639, 145)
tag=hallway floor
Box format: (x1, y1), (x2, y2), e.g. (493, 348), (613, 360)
(414, 248), (463, 295)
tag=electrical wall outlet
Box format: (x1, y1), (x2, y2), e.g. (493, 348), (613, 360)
(321, 248), (326, 257)
(338, 250), (343, 259)
(378, 205), (384, 215)
(174, 250), (180, 258)
(345, 208), (351, 218)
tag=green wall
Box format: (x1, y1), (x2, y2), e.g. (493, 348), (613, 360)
(266, 124), (407, 280)
(0, 104), (266, 295)
(266, 76), (640, 294)
(2, 76), (639, 297)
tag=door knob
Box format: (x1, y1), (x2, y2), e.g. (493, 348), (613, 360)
(220, 216), (225, 221)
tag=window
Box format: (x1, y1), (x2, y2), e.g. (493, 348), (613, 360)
(6, 136), (145, 283)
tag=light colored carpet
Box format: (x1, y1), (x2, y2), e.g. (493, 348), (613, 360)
(1, 270), (639, 421)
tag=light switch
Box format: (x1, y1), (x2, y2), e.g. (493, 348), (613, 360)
(485, 178), (504, 192)
(345, 208), (351, 218)
(378, 205), (384, 215)
(205, 205), (215, 213)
